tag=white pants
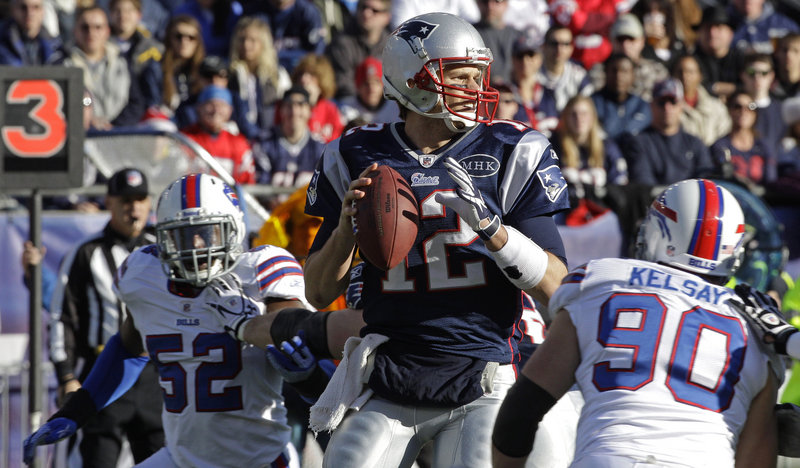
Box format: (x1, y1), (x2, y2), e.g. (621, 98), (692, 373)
(322, 365), (516, 468)
(133, 444), (299, 468)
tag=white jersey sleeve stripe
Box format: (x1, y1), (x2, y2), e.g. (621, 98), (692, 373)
(257, 256), (304, 291)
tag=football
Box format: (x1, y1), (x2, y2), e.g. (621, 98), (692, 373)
(354, 165), (420, 270)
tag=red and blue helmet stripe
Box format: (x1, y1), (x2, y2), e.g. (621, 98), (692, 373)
(180, 174), (202, 209)
(179, 174), (240, 211)
(688, 179), (723, 261)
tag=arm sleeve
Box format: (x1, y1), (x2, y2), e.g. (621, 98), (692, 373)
(514, 215), (567, 268)
(81, 333), (149, 411)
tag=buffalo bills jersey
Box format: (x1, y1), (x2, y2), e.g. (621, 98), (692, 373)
(551, 258), (772, 466)
(114, 244), (310, 467)
(306, 121), (568, 366)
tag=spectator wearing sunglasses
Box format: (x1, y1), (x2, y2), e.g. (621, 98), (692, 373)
(326, 0), (391, 99)
(740, 52), (785, 156)
(711, 89), (778, 186)
(538, 24), (593, 112)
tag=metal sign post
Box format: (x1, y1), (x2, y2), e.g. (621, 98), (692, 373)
(0, 66), (83, 467)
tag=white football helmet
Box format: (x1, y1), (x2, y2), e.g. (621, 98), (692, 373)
(635, 179), (746, 280)
(155, 173), (246, 286)
(382, 12), (499, 132)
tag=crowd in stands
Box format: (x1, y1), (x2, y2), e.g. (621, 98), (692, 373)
(2, 0), (800, 235)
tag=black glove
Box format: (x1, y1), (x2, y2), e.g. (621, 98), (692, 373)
(729, 283), (797, 355)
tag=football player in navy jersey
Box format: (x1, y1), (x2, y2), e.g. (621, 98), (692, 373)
(303, 12), (570, 468)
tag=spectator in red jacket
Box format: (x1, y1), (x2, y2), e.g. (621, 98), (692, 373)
(181, 85), (256, 184)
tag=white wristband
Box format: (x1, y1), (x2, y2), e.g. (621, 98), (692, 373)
(489, 226), (548, 290)
(787, 333), (800, 361)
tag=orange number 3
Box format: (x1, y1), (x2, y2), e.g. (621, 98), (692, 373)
(2, 80), (67, 157)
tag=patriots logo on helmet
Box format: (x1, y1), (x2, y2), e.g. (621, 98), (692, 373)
(394, 20), (439, 55)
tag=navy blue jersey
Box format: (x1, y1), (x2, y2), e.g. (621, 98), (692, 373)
(254, 130), (326, 187)
(306, 121), (568, 366)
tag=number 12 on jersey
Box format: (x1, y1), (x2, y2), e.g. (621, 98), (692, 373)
(593, 293), (747, 412)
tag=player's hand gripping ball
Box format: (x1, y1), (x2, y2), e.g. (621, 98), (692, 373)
(353, 165), (419, 270)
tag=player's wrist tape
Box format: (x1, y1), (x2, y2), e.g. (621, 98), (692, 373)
(477, 215), (501, 241)
(227, 316), (251, 342)
(270, 308), (332, 360)
(51, 388), (97, 428)
(490, 226), (548, 290)
(492, 374), (556, 458)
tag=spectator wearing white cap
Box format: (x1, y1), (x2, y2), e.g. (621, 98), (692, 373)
(621, 78), (715, 186)
(589, 13), (669, 102)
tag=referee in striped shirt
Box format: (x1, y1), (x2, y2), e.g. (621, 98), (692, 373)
(48, 168), (164, 466)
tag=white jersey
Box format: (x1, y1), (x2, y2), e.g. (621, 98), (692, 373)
(550, 258), (771, 467)
(114, 244), (312, 468)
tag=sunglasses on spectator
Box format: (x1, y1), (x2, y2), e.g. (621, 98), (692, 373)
(79, 23), (105, 31)
(173, 32), (198, 42)
(358, 4), (388, 13)
(745, 68), (772, 77)
(729, 101), (757, 111)
(546, 40), (572, 47)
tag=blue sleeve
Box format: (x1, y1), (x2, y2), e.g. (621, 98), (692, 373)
(41, 266), (56, 311)
(515, 216), (567, 268)
(81, 333), (149, 410)
(22, 265), (57, 311)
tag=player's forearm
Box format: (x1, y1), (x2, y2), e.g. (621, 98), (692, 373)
(484, 225), (565, 307)
(526, 252), (568, 307)
(303, 227), (356, 309)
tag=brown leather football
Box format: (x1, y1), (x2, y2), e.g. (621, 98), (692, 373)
(354, 165), (419, 270)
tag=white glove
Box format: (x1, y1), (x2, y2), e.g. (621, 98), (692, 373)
(206, 273), (264, 341)
(434, 157), (501, 240)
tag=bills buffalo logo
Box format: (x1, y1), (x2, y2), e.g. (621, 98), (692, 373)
(536, 165), (567, 202)
(394, 20), (439, 55)
(222, 184), (240, 209)
(308, 169), (320, 205)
